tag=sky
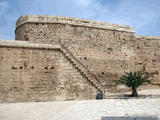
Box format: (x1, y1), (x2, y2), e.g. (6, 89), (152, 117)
(0, 0), (160, 40)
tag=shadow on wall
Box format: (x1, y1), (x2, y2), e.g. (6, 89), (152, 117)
(101, 116), (159, 120)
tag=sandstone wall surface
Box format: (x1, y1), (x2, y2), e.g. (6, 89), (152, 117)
(134, 36), (160, 84)
(15, 15), (136, 92)
(1, 15), (160, 102)
(0, 40), (97, 102)
(15, 15), (160, 94)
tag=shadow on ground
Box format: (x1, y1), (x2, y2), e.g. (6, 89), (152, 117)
(101, 116), (159, 120)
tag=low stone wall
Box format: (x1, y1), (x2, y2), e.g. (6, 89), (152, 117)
(0, 40), (97, 102)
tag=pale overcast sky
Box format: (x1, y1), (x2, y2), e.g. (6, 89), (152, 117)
(0, 0), (160, 40)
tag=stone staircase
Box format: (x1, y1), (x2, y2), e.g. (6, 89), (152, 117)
(59, 42), (102, 92)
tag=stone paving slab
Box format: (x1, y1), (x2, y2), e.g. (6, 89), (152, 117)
(105, 89), (160, 98)
(0, 98), (160, 120)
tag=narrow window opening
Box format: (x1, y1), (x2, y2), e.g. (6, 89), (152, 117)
(84, 57), (87, 60)
(50, 66), (54, 69)
(12, 66), (17, 69)
(20, 66), (23, 69)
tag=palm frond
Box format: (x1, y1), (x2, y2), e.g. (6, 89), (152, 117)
(117, 72), (151, 88)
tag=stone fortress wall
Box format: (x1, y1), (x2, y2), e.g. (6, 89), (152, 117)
(0, 40), (97, 102)
(0, 15), (160, 102)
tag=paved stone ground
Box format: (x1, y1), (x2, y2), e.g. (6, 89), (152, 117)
(0, 89), (160, 120)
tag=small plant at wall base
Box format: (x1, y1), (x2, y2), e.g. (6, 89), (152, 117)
(117, 72), (151, 97)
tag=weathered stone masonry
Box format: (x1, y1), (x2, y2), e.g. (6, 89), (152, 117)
(0, 15), (160, 102)
(0, 40), (97, 102)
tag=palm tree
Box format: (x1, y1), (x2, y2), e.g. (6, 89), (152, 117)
(117, 72), (151, 97)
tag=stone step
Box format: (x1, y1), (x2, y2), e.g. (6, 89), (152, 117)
(60, 45), (102, 91)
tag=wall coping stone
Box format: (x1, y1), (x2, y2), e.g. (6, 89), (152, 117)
(0, 40), (61, 50)
(16, 15), (135, 33)
(136, 35), (160, 40)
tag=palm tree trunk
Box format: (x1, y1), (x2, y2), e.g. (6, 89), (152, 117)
(131, 86), (138, 97)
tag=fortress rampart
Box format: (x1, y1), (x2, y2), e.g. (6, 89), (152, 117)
(0, 15), (160, 102)
(0, 40), (97, 102)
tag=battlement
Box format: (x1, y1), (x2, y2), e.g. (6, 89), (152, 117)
(16, 15), (135, 33)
